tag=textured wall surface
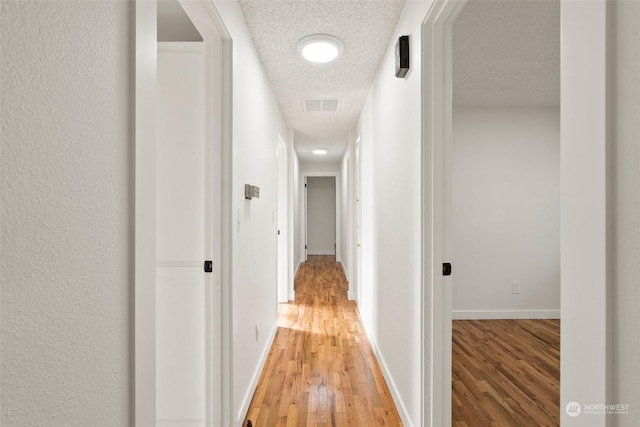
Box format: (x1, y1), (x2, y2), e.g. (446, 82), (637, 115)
(1, 2), (132, 425)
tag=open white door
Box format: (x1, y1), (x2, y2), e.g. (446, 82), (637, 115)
(156, 43), (208, 427)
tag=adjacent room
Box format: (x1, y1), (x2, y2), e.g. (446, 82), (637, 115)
(451, 0), (560, 424)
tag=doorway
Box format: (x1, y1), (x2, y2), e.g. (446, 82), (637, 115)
(450, 1), (560, 423)
(419, 0), (586, 425)
(305, 176), (337, 258)
(135, 0), (230, 425)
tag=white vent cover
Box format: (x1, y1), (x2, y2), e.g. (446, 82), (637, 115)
(302, 98), (341, 112)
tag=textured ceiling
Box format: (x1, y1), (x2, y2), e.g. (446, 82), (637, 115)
(238, 0), (406, 163)
(453, 0), (560, 107)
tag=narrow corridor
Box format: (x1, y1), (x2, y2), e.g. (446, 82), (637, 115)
(244, 256), (403, 426)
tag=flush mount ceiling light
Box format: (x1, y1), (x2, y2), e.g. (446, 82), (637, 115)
(313, 148), (329, 156)
(297, 34), (343, 63)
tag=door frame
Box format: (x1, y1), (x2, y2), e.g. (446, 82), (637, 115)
(421, 1), (609, 425)
(134, 1), (233, 425)
(276, 136), (289, 303)
(302, 172), (342, 263)
(353, 136), (362, 303)
(419, 2), (467, 425)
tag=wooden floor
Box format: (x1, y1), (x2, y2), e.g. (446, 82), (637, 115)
(243, 255), (403, 426)
(452, 319), (560, 426)
(243, 256), (560, 426)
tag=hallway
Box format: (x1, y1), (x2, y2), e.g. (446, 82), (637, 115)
(244, 256), (403, 426)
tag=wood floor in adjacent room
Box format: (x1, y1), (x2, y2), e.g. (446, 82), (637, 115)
(452, 319), (560, 426)
(243, 256), (403, 427)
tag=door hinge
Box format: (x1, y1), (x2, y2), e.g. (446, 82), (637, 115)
(278, 230), (281, 235)
(305, 245), (307, 250)
(204, 260), (213, 273)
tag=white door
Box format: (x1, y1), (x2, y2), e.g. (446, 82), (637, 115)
(304, 176), (308, 261)
(276, 139), (288, 303)
(355, 139), (362, 304)
(156, 43), (207, 427)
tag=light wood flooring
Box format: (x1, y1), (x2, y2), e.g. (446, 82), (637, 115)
(243, 255), (403, 426)
(452, 319), (560, 426)
(242, 256), (560, 426)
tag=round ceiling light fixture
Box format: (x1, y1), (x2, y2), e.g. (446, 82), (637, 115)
(297, 34), (343, 63)
(312, 148), (329, 156)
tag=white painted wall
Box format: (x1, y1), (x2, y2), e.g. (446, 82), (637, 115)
(300, 161), (340, 172)
(452, 108), (560, 319)
(211, 1), (291, 423)
(355, 2), (433, 424)
(306, 177), (336, 255)
(610, 1), (640, 425)
(1, 2), (132, 425)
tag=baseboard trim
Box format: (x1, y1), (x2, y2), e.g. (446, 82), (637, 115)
(361, 326), (414, 427)
(339, 261), (348, 277)
(348, 290), (357, 301)
(452, 310), (561, 320)
(236, 324), (278, 423)
(307, 250), (335, 256)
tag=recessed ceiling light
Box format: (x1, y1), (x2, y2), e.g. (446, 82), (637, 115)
(297, 34), (343, 63)
(313, 148), (329, 156)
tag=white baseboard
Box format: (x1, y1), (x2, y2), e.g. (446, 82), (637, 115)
(452, 310), (561, 320)
(348, 290), (357, 301)
(237, 324), (278, 424)
(361, 325), (414, 427)
(339, 261), (348, 277)
(307, 250), (335, 256)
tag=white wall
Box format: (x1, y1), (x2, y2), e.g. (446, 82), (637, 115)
(355, 1), (433, 424)
(610, 1), (640, 425)
(300, 161), (341, 172)
(211, 1), (291, 423)
(306, 177), (336, 255)
(452, 108), (560, 318)
(1, 2), (132, 425)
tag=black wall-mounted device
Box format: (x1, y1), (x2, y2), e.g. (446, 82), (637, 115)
(395, 35), (410, 78)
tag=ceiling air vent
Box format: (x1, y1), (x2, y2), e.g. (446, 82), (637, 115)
(302, 98), (341, 112)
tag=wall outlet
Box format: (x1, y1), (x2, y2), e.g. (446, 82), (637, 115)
(255, 321), (260, 342)
(512, 281), (521, 294)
